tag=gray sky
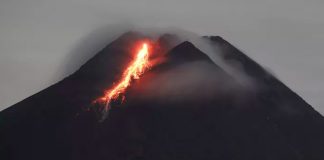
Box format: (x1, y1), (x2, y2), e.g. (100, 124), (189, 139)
(0, 0), (323, 114)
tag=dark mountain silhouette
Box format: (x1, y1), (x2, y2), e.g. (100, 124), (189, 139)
(1, 32), (324, 160)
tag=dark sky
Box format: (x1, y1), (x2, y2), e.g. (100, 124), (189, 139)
(0, 0), (323, 114)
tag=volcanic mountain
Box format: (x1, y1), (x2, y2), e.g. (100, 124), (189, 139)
(1, 32), (324, 160)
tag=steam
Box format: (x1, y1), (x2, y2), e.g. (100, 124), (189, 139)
(58, 23), (136, 77)
(59, 25), (257, 110)
(135, 27), (255, 87)
(117, 27), (257, 105)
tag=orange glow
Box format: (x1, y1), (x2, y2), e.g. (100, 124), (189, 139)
(96, 42), (151, 111)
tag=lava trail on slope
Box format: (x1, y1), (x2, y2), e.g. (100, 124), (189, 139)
(94, 42), (152, 117)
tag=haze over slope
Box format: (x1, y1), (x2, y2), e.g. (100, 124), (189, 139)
(1, 0), (324, 113)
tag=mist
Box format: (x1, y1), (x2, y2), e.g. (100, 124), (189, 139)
(0, 0), (323, 114)
(128, 60), (252, 106)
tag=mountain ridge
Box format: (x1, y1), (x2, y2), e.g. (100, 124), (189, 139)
(1, 32), (324, 160)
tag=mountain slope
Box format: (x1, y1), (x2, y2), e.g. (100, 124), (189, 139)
(1, 32), (324, 160)
(207, 36), (324, 159)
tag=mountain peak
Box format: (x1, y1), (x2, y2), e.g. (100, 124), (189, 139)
(167, 41), (213, 63)
(1, 32), (324, 160)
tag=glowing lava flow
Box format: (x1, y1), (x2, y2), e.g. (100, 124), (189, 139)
(96, 43), (151, 112)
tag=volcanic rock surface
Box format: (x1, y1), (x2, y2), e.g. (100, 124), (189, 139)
(1, 32), (324, 160)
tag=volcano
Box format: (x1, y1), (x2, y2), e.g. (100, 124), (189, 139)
(1, 32), (324, 160)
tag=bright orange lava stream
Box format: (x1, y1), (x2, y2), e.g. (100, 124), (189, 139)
(97, 43), (151, 111)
